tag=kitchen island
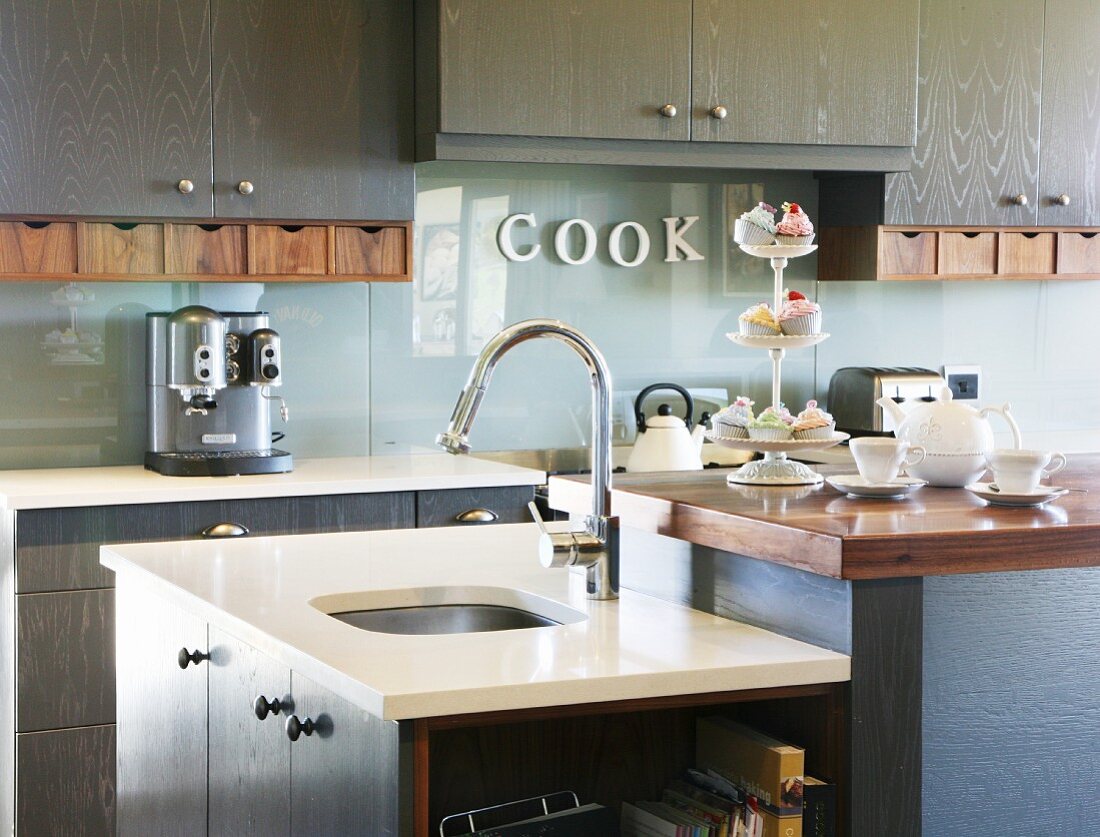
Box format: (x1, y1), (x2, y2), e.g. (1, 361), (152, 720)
(101, 524), (849, 835)
(551, 456), (1100, 836)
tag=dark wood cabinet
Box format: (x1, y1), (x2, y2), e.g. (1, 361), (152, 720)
(0, 0), (213, 217)
(691, 0), (918, 147)
(416, 485), (535, 528)
(208, 627), (291, 837)
(211, 0), (413, 220)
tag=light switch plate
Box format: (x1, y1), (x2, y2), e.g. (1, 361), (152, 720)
(944, 364), (981, 400)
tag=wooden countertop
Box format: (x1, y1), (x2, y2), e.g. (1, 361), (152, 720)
(548, 456), (1100, 580)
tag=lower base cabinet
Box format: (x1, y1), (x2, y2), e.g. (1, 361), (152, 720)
(116, 584), (845, 836)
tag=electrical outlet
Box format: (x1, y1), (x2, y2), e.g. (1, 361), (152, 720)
(944, 364), (981, 400)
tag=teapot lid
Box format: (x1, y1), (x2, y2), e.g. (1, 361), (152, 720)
(645, 403), (689, 429)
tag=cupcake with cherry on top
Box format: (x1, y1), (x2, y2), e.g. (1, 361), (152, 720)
(777, 289), (822, 336)
(775, 202), (814, 246)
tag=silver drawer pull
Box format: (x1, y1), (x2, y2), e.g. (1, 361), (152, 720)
(201, 522), (250, 538)
(454, 508), (499, 524)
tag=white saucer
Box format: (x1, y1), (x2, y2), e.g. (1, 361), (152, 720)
(965, 482), (1069, 507)
(826, 474), (926, 499)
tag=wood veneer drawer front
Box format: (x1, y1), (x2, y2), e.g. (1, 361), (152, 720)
(15, 493), (416, 593)
(81, 222), (164, 274)
(16, 589), (114, 731)
(999, 231), (1056, 274)
(16, 725), (116, 836)
(880, 231), (936, 276)
(1057, 232), (1100, 273)
(939, 232), (997, 274)
(249, 224), (329, 274)
(417, 486), (535, 528)
(0, 221), (77, 273)
(334, 225), (407, 276)
(165, 223), (247, 274)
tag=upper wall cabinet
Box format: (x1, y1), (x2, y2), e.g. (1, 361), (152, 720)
(885, 0), (1100, 226)
(417, 0), (918, 170)
(211, 0), (413, 220)
(431, 0), (692, 141)
(691, 0), (917, 146)
(0, 0), (214, 217)
(0, 0), (413, 221)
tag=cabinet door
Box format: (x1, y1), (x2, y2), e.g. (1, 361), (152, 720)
(211, 0), (414, 220)
(434, 0), (692, 142)
(1038, 0), (1100, 225)
(289, 671), (402, 836)
(416, 486), (535, 528)
(208, 627), (291, 837)
(885, 0), (1044, 225)
(691, 0), (917, 146)
(16, 725), (116, 836)
(0, 0), (213, 217)
(115, 581), (208, 837)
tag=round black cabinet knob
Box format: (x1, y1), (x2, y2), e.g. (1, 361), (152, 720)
(253, 695), (283, 720)
(262, 364), (279, 379)
(177, 647), (209, 669)
(286, 715), (315, 741)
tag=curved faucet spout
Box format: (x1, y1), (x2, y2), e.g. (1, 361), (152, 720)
(435, 319), (618, 600)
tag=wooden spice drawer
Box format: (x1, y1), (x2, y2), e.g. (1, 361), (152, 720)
(334, 224), (408, 277)
(881, 230), (937, 277)
(248, 224), (331, 275)
(0, 221), (77, 273)
(80, 222), (164, 274)
(939, 232), (997, 275)
(999, 232), (1056, 275)
(165, 223), (248, 275)
(1057, 232), (1100, 274)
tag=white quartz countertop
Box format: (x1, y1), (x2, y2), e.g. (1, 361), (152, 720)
(100, 524), (850, 720)
(0, 454), (544, 510)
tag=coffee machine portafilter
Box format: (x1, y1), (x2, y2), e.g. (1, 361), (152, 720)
(145, 306), (292, 476)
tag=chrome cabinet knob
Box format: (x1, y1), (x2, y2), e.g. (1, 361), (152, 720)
(1012, 193), (1029, 206)
(709, 105), (728, 120)
(176, 179), (195, 195)
(237, 180), (255, 196)
(200, 521), (250, 539)
(657, 103), (677, 119)
(454, 508), (499, 524)
(1055, 193), (1072, 206)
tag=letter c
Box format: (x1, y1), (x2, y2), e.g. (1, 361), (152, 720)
(497, 213), (541, 262)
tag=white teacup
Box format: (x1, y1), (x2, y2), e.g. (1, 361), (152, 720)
(850, 437), (927, 484)
(985, 449), (1067, 494)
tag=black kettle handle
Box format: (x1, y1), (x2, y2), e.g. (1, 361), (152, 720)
(634, 383), (694, 433)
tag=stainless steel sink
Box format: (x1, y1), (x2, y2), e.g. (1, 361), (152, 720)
(330, 604), (561, 635)
(310, 585), (587, 636)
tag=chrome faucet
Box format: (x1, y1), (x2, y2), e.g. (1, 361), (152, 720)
(436, 319), (619, 600)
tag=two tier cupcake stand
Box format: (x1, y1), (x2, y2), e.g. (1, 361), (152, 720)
(709, 244), (849, 486)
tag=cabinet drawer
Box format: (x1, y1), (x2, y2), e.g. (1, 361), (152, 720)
(417, 486), (535, 528)
(1057, 232), (1100, 274)
(880, 231), (936, 276)
(999, 232), (1056, 275)
(0, 221), (78, 273)
(249, 224), (330, 274)
(16, 725), (116, 836)
(334, 225), (407, 277)
(81, 222), (165, 274)
(16, 492), (415, 593)
(165, 223), (248, 274)
(939, 232), (997, 275)
(16, 589), (114, 731)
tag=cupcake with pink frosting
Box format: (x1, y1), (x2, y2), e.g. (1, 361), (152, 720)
(792, 400), (835, 440)
(777, 289), (822, 335)
(775, 202), (815, 246)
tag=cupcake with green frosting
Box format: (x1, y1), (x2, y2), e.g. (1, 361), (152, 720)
(733, 202), (777, 246)
(747, 406), (794, 441)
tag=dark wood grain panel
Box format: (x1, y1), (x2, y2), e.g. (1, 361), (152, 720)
(334, 225), (408, 277)
(885, 0), (1043, 225)
(0, 0), (213, 217)
(16, 589), (114, 731)
(212, 0), (414, 220)
(16, 492), (415, 593)
(816, 225), (882, 281)
(692, 0), (917, 146)
(416, 486), (534, 528)
(1039, 0), (1100, 225)
(16, 724), (116, 836)
(248, 224), (329, 275)
(0, 221), (77, 272)
(0, 513), (14, 835)
(208, 627), (291, 837)
(115, 578), (208, 837)
(849, 579), (922, 836)
(435, 0), (691, 142)
(80, 222), (165, 274)
(164, 223), (247, 274)
(289, 670), (403, 837)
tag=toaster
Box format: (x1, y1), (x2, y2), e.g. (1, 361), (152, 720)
(826, 367), (946, 436)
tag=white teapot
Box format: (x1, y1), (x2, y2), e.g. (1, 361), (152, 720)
(875, 387), (1022, 486)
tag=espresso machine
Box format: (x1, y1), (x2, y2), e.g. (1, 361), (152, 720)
(145, 306), (291, 476)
